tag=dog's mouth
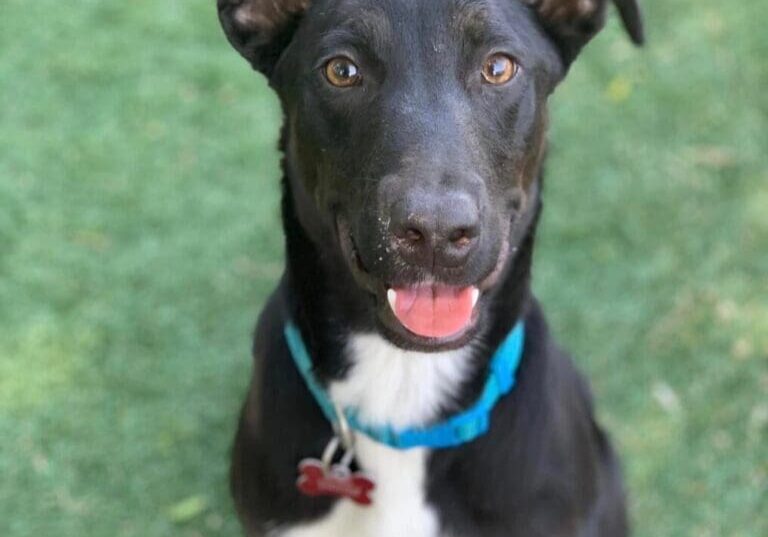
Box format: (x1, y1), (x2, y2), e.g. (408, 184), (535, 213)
(337, 217), (509, 350)
(386, 285), (479, 339)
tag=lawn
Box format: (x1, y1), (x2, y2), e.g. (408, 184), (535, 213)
(0, 1), (765, 536)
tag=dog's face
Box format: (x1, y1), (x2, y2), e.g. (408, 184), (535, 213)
(219, 0), (642, 351)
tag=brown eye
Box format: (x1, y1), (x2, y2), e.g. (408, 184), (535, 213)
(325, 57), (362, 87)
(481, 53), (518, 85)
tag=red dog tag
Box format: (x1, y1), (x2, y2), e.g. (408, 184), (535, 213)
(297, 459), (376, 506)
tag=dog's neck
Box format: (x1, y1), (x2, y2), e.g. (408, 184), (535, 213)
(278, 164), (542, 419)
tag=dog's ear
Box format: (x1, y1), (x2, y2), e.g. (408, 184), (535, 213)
(523, 0), (644, 64)
(218, 0), (311, 75)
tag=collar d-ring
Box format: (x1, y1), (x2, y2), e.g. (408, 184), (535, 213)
(333, 402), (355, 452)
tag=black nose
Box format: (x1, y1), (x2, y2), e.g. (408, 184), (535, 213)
(389, 191), (480, 269)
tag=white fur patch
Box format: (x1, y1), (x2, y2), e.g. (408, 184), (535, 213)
(276, 333), (473, 537)
(333, 333), (473, 428)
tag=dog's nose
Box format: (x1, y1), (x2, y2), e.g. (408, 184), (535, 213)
(389, 191), (480, 269)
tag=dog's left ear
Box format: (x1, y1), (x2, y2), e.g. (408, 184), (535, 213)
(523, 0), (644, 64)
(218, 0), (311, 75)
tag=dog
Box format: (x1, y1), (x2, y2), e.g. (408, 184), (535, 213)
(217, 0), (644, 535)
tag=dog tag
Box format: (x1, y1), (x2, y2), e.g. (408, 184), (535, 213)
(297, 458), (375, 505)
(296, 435), (376, 506)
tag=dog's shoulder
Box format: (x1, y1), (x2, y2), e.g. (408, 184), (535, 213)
(232, 281), (339, 532)
(427, 301), (612, 534)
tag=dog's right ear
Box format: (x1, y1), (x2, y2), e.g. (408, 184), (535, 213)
(217, 0), (311, 75)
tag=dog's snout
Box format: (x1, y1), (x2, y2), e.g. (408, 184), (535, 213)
(389, 191), (480, 269)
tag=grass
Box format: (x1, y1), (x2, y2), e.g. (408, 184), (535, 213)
(0, 1), (765, 535)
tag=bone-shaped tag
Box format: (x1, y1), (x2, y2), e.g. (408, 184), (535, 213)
(296, 459), (376, 506)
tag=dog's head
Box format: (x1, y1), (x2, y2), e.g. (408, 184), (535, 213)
(219, 0), (643, 351)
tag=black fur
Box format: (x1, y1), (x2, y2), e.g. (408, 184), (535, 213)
(218, 0), (643, 535)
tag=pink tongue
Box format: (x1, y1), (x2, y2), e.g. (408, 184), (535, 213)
(391, 286), (475, 338)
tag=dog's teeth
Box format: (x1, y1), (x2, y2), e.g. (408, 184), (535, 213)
(471, 288), (480, 308)
(387, 289), (397, 311)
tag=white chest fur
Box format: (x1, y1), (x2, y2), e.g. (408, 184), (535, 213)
(277, 333), (472, 537)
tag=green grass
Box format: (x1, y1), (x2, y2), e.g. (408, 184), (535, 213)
(0, 1), (765, 535)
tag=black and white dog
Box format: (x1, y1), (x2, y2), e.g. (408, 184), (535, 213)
(217, 0), (644, 535)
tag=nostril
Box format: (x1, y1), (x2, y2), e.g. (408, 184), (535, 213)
(449, 228), (474, 247)
(404, 228), (423, 243)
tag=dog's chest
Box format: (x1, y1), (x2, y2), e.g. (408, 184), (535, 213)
(278, 334), (472, 537)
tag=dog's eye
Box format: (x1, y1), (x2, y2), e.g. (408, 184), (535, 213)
(481, 53), (518, 85)
(325, 57), (362, 88)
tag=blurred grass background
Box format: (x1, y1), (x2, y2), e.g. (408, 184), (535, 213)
(0, 0), (766, 535)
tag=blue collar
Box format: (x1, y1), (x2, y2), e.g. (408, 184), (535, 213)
(284, 321), (525, 450)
